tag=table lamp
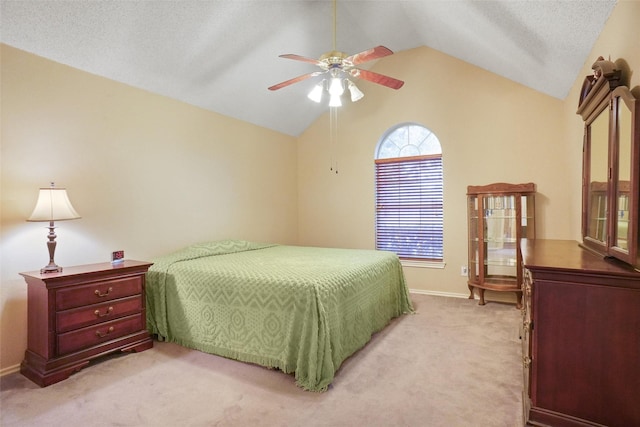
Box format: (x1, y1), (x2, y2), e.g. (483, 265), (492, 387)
(27, 182), (81, 273)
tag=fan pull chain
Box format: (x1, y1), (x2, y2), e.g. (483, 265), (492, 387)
(330, 106), (339, 174)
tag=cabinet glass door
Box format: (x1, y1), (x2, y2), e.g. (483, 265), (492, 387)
(483, 194), (517, 285)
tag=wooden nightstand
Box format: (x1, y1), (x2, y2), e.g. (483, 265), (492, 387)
(20, 260), (154, 386)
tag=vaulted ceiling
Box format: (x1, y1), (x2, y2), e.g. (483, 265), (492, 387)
(1, 1), (616, 136)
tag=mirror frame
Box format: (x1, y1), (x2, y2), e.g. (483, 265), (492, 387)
(609, 86), (640, 266)
(577, 58), (640, 269)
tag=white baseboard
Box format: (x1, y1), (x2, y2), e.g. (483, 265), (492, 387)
(1, 364), (21, 377)
(409, 289), (471, 299)
(410, 288), (519, 306)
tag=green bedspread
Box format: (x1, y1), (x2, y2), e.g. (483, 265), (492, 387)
(145, 240), (413, 392)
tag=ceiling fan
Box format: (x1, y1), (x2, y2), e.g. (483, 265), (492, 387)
(268, 0), (404, 106)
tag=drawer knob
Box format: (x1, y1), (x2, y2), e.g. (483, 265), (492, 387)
(95, 326), (115, 338)
(95, 287), (113, 297)
(94, 307), (114, 318)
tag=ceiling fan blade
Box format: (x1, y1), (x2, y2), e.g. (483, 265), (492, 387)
(268, 72), (321, 91)
(351, 69), (404, 90)
(278, 54), (323, 66)
(346, 46), (394, 66)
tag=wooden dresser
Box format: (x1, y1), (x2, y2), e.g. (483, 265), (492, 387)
(20, 260), (154, 386)
(521, 239), (640, 427)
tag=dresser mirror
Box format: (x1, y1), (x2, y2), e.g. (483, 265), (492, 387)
(577, 57), (640, 269)
(586, 106), (609, 246)
(615, 96), (632, 250)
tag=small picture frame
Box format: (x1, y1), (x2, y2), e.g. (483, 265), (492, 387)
(111, 250), (125, 265)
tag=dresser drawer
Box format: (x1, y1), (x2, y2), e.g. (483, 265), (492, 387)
(56, 296), (143, 333)
(57, 314), (143, 355)
(56, 276), (142, 310)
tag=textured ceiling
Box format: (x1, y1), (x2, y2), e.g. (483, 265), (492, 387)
(1, 1), (616, 136)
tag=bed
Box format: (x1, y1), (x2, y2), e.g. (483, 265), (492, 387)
(145, 239), (413, 391)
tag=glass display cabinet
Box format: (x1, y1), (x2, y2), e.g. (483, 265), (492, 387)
(467, 182), (536, 308)
(577, 57), (639, 269)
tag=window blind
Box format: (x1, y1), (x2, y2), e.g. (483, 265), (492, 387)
(375, 154), (444, 260)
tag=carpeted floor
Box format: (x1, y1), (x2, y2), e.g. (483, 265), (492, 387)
(0, 294), (524, 426)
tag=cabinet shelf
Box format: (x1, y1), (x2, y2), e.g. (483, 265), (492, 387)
(478, 276), (517, 288)
(485, 238), (517, 243)
(485, 258), (517, 267)
(467, 182), (536, 308)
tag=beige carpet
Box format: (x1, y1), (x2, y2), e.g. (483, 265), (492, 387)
(1, 294), (524, 427)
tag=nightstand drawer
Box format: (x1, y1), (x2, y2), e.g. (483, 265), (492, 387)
(57, 314), (143, 355)
(56, 276), (142, 310)
(56, 296), (143, 333)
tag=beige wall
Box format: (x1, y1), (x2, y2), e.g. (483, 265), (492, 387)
(2, 0), (639, 374)
(0, 44), (298, 372)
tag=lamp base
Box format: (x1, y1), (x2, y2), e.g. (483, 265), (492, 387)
(41, 223), (63, 274)
(40, 263), (63, 274)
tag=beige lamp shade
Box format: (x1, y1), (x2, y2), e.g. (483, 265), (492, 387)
(28, 186), (81, 222)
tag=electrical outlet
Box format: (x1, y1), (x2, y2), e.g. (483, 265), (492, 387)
(460, 266), (468, 276)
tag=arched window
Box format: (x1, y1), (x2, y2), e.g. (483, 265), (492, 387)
(375, 123), (443, 261)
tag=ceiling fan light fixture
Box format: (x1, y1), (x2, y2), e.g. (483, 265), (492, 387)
(308, 81), (325, 103)
(347, 80), (364, 102)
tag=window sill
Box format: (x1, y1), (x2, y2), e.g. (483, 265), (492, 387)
(400, 260), (446, 269)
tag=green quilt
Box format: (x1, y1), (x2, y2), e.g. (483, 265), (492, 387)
(145, 240), (413, 392)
